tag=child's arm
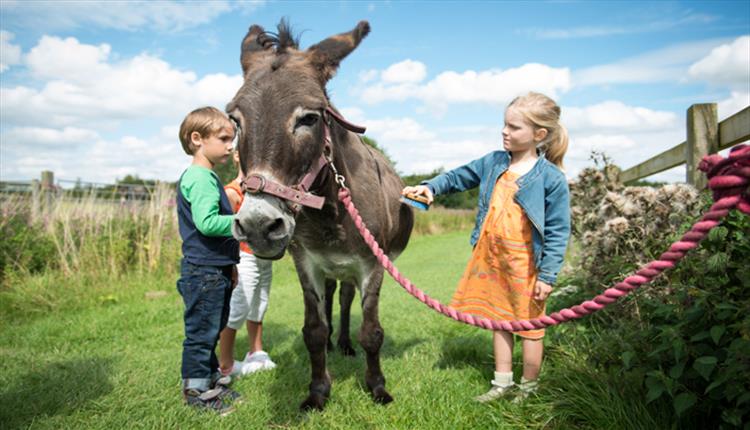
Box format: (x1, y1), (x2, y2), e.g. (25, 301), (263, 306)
(421, 155), (485, 196)
(225, 187), (242, 213)
(537, 177), (571, 285)
(181, 170), (234, 237)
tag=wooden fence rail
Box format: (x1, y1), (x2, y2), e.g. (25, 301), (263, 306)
(620, 103), (750, 188)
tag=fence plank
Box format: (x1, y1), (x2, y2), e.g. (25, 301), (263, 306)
(620, 142), (686, 184)
(686, 103), (718, 189)
(719, 105), (750, 149)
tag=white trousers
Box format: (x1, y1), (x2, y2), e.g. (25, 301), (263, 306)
(227, 251), (273, 329)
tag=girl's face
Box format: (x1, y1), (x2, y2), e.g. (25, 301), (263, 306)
(502, 107), (546, 153)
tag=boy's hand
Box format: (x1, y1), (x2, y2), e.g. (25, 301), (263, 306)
(401, 185), (434, 205)
(533, 280), (552, 301)
(231, 265), (238, 289)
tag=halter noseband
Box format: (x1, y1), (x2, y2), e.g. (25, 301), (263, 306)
(240, 106), (366, 213)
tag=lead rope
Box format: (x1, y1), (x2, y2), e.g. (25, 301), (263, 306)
(335, 144), (750, 331)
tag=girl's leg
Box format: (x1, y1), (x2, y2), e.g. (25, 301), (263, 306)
(247, 320), (263, 353)
(521, 338), (543, 380)
(218, 326), (237, 373)
(476, 331), (515, 402)
(494, 330), (514, 372)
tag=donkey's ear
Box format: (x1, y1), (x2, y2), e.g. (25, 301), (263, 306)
(241, 24), (271, 74)
(307, 21), (370, 82)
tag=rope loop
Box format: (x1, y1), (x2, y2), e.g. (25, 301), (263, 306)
(337, 145), (749, 330)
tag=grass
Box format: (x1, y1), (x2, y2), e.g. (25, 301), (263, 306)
(0, 230), (666, 429)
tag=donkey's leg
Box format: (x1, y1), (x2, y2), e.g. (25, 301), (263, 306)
(358, 267), (392, 404)
(337, 281), (357, 356)
(324, 279), (337, 352)
(296, 266), (332, 411)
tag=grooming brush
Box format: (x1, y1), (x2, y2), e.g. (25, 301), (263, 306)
(400, 193), (431, 211)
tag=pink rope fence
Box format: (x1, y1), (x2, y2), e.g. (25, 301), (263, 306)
(337, 144), (750, 331)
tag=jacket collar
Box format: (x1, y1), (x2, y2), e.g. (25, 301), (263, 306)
(496, 150), (547, 188)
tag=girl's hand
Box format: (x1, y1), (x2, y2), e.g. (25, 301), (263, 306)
(533, 280), (552, 301)
(401, 185), (434, 205)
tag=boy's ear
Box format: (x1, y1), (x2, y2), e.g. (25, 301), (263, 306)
(306, 21), (370, 83)
(190, 131), (203, 147)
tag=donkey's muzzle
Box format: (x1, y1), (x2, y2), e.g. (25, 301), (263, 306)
(233, 194), (296, 260)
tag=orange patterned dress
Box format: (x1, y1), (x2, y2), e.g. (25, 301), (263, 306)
(450, 170), (545, 339)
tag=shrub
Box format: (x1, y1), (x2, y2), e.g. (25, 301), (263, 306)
(566, 152), (750, 428)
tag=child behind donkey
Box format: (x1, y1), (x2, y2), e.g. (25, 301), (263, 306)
(175, 106), (242, 414)
(218, 149), (276, 377)
(402, 92), (571, 402)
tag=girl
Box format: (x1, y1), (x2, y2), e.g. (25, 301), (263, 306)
(402, 92), (570, 402)
(218, 149), (277, 377)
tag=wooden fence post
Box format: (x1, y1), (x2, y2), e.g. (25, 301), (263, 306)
(31, 179), (41, 223)
(41, 170), (54, 216)
(686, 103), (718, 189)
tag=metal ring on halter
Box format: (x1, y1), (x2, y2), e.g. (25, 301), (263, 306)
(245, 174), (266, 194)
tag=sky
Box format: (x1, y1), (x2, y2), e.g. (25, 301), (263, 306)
(1, 0), (748, 185)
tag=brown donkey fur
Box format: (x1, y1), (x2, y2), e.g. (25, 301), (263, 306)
(227, 20), (413, 410)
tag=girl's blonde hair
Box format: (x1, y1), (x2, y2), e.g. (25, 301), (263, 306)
(508, 92), (568, 169)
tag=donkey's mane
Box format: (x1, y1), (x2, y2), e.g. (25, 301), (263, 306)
(259, 18), (302, 53)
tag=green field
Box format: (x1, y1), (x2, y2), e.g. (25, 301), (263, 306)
(0, 230), (666, 429)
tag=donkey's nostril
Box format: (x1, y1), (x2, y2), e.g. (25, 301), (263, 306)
(264, 218), (286, 240)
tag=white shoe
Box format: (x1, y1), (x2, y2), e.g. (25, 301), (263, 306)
(474, 383), (515, 403)
(220, 360), (245, 379)
(241, 350), (276, 375)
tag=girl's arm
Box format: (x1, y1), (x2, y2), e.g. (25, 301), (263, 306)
(225, 187), (242, 212)
(537, 176), (571, 285)
(420, 155), (485, 197)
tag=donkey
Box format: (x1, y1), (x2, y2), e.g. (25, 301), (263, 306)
(227, 20), (414, 411)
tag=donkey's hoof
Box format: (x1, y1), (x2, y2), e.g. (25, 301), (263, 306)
(372, 386), (393, 405)
(300, 393), (327, 411)
(339, 342), (356, 357)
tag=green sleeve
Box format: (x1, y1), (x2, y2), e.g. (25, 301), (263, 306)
(180, 167), (234, 237)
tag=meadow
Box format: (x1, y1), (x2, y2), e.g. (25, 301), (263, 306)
(1, 176), (747, 428)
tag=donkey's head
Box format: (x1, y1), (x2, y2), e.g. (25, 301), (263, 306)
(227, 20), (370, 259)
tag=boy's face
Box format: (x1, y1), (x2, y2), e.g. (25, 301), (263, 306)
(192, 121), (235, 167)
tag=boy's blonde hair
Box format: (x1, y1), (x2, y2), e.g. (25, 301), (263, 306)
(179, 106), (234, 155)
(508, 92), (569, 169)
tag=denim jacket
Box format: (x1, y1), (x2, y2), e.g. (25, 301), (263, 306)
(423, 150), (570, 285)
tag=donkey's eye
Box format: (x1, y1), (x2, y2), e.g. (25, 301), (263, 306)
(296, 113), (319, 128)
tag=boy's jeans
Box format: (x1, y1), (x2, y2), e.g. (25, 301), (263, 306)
(176, 259), (233, 392)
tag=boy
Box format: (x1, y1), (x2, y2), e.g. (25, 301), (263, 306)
(176, 106), (241, 414)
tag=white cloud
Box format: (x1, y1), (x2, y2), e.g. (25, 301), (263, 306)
(0, 1), (266, 32)
(361, 62), (571, 111)
(563, 101), (678, 133)
(0, 35), (245, 182)
(688, 36), (750, 89)
(718, 91), (750, 120)
(359, 69), (379, 83)
(366, 117), (436, 142)
(526, 12), (716, 40)
(2, 126), (100, 148)
(1, 125), (186, 183)
(349, 99), (686, 180)
(381, 59), (427, 83)
(0, 30), (21, 72)
(1, 35), (243, 128)
(574, 38), (731, 86)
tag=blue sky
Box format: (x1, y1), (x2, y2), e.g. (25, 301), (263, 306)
(1, 0), (748, 184)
